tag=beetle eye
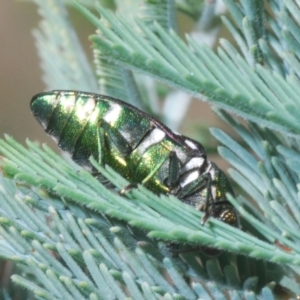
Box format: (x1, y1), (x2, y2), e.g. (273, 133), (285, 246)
(218, 209), (238, 226)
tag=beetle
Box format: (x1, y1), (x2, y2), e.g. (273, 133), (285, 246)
(31, 90), (238, 226)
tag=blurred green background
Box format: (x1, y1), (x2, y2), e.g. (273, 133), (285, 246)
(1, 1), (230, 166)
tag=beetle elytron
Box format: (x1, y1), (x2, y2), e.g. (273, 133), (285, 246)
(31, 90), (237, 226)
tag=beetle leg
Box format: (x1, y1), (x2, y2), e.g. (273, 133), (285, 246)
(201, 174), (213, 225)
(176, 172), (213, 224)
(176, 172), (209, 198)
(141, 152), (170, 185)
(120, 151), (170, 195)
(119, 183), (138, 195)
(101, 119), (132, 156)
(93, 172), (116, 189)
(92, 122), (128, 181)
(96, 124), (105, 166)
(166, 151), (180, 188)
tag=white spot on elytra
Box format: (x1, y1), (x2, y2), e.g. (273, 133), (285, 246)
(137, 128), (166, 153)
(207, 162), (215, 178)
(184, 139), (198, 149)
(60, 95), (76, 113)
(76, 98), (95, 121)
(180, 170), (199, 187)
(104, 103), (122, 125)
(89, 106), (100, 124)
(181, 157), (205, 173)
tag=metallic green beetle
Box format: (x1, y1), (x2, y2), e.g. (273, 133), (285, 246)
(31, 90), (238, 226)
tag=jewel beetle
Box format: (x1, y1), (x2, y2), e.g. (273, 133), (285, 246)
(31, 90), (238, 226)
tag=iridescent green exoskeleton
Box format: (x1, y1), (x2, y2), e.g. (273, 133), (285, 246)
(31, 90), (238, 226)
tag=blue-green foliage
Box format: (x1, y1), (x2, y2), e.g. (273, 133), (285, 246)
(0, 0), (299, 298)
